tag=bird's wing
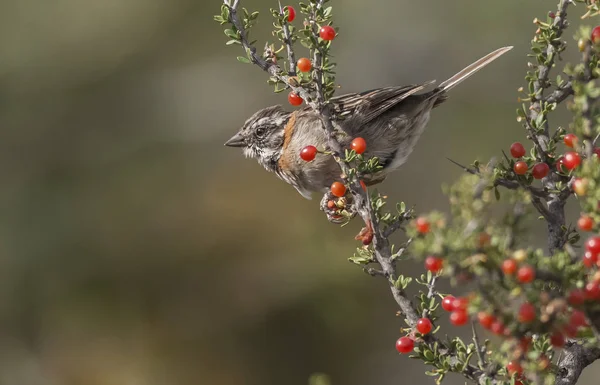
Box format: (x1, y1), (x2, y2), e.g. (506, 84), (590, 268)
(329, 82), (435, 124)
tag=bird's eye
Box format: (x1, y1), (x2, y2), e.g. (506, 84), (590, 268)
(256, 127), (266, 137)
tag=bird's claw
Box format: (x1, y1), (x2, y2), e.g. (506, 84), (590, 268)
(320, 191), (357, 224)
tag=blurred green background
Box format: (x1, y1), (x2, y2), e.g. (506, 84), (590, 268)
(0, 1), (597, 384)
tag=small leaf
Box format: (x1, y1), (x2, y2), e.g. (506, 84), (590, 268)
(237, 56), (251, 64)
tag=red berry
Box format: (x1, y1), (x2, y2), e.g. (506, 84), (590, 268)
(592, 26), (600, 44)
(594, 147), (600, 158)
(550, 331), (565, 348)
(585, 281), (600, 300)
(285, 5), (296, 22)
(501, 259), (518, 275)
(570, 310), (588, 328)
(507, 360), (523, 375)
(330, 181), (346, 197)
(327, 200), (336, 210)
(450, 310), (468, 326)
(549, 11), (556, 19)
(416, 318), (433, 335)
(424, 256), (444, 273)
(585, 236), (600, 254)
(350, 137), (367, 154)
(518, 302), (536, 323)
(319, 25), (336, 40)
(510, 142), (526, 158)
(568, 289), (586, 306)
(564, 134), (578, 148)
(583, 251), (599, 268)
(490, 320), (505, 335)
(514, 161), (528, 175)
(477, 312), (495, 329)
(578, 216), (594, 231)
(415, 217), (430, 234)
(452, 297), (469, 312)
(288, 91), (303, 106)
(300, 145), (317, 161)
(441, 295), (455, 312)
(532, 163), (549, 179)
(395, 336), (414, 354)
(296, 57), (312, 72)
(563, 151), (581, 170)
(517, 265), (535, 283)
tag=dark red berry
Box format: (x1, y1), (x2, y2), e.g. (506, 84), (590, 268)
(563, 151), (581, 170)
(450, 310), (468, 326)
(351, 137), (367, 154)
(300, 145), (317, 161)
(592, 26), (600, 44)
(518, 302), (536, 323)
(288, 91), (303, 106)
(585, 281), (600, 300)
(517, 265), (535, 283)
(395, 336), (414, 354)
(490, 320), (505, 335)
(330, 182), (346, 197)
(416, 318), (433, 335)
(532, 163), (549, 179)
(415, 217), (430, 234)
(319, 25), (336, 40)
(507, 360), (523, 375)
(285, 6), (296, 22)
(441, 295), (455, 312)
(510, 142), (526, 158)
(501, 259), (517, 275)
(564, 134), (578, 148)
(585, 236), (600, 254)
(296, 57), (312, 72)
(578, 216), (594, 232)
(514, 161), (528, 175)
(477, 312), (495, 329)
(583, 251), (599, 268)
(424, 256), (444, 273)
(452, 297), (469, 311)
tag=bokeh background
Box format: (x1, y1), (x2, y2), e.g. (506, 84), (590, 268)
(0, 1), (597, 384)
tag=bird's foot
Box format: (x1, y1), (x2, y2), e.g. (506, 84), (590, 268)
(320, 191), (357, 224)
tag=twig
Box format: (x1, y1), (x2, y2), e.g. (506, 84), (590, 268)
(471, 321), (486, 370)
(278, 0), (296, 76)
(224, 0), (315, 106)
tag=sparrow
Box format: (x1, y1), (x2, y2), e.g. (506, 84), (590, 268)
(225, 46), (512, 199)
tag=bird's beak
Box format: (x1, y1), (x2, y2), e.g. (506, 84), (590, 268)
(224, 131), (246, 147)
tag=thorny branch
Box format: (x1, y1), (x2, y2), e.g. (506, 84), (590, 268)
(225, 0), (485, 381)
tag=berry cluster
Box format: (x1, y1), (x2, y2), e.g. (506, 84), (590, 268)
(281, 5), (337, 107)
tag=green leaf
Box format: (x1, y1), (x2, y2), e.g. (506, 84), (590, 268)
(224, 29), (238, 39)
(237, 56), (251, 64)
(226, 39), (241, 45)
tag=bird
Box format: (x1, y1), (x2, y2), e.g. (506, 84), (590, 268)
(225, 46), (512, 200)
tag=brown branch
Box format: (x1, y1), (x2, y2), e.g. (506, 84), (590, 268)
(555, 342), (600, 385)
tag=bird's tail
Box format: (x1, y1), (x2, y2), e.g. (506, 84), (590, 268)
(437, 46), (513, 92)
